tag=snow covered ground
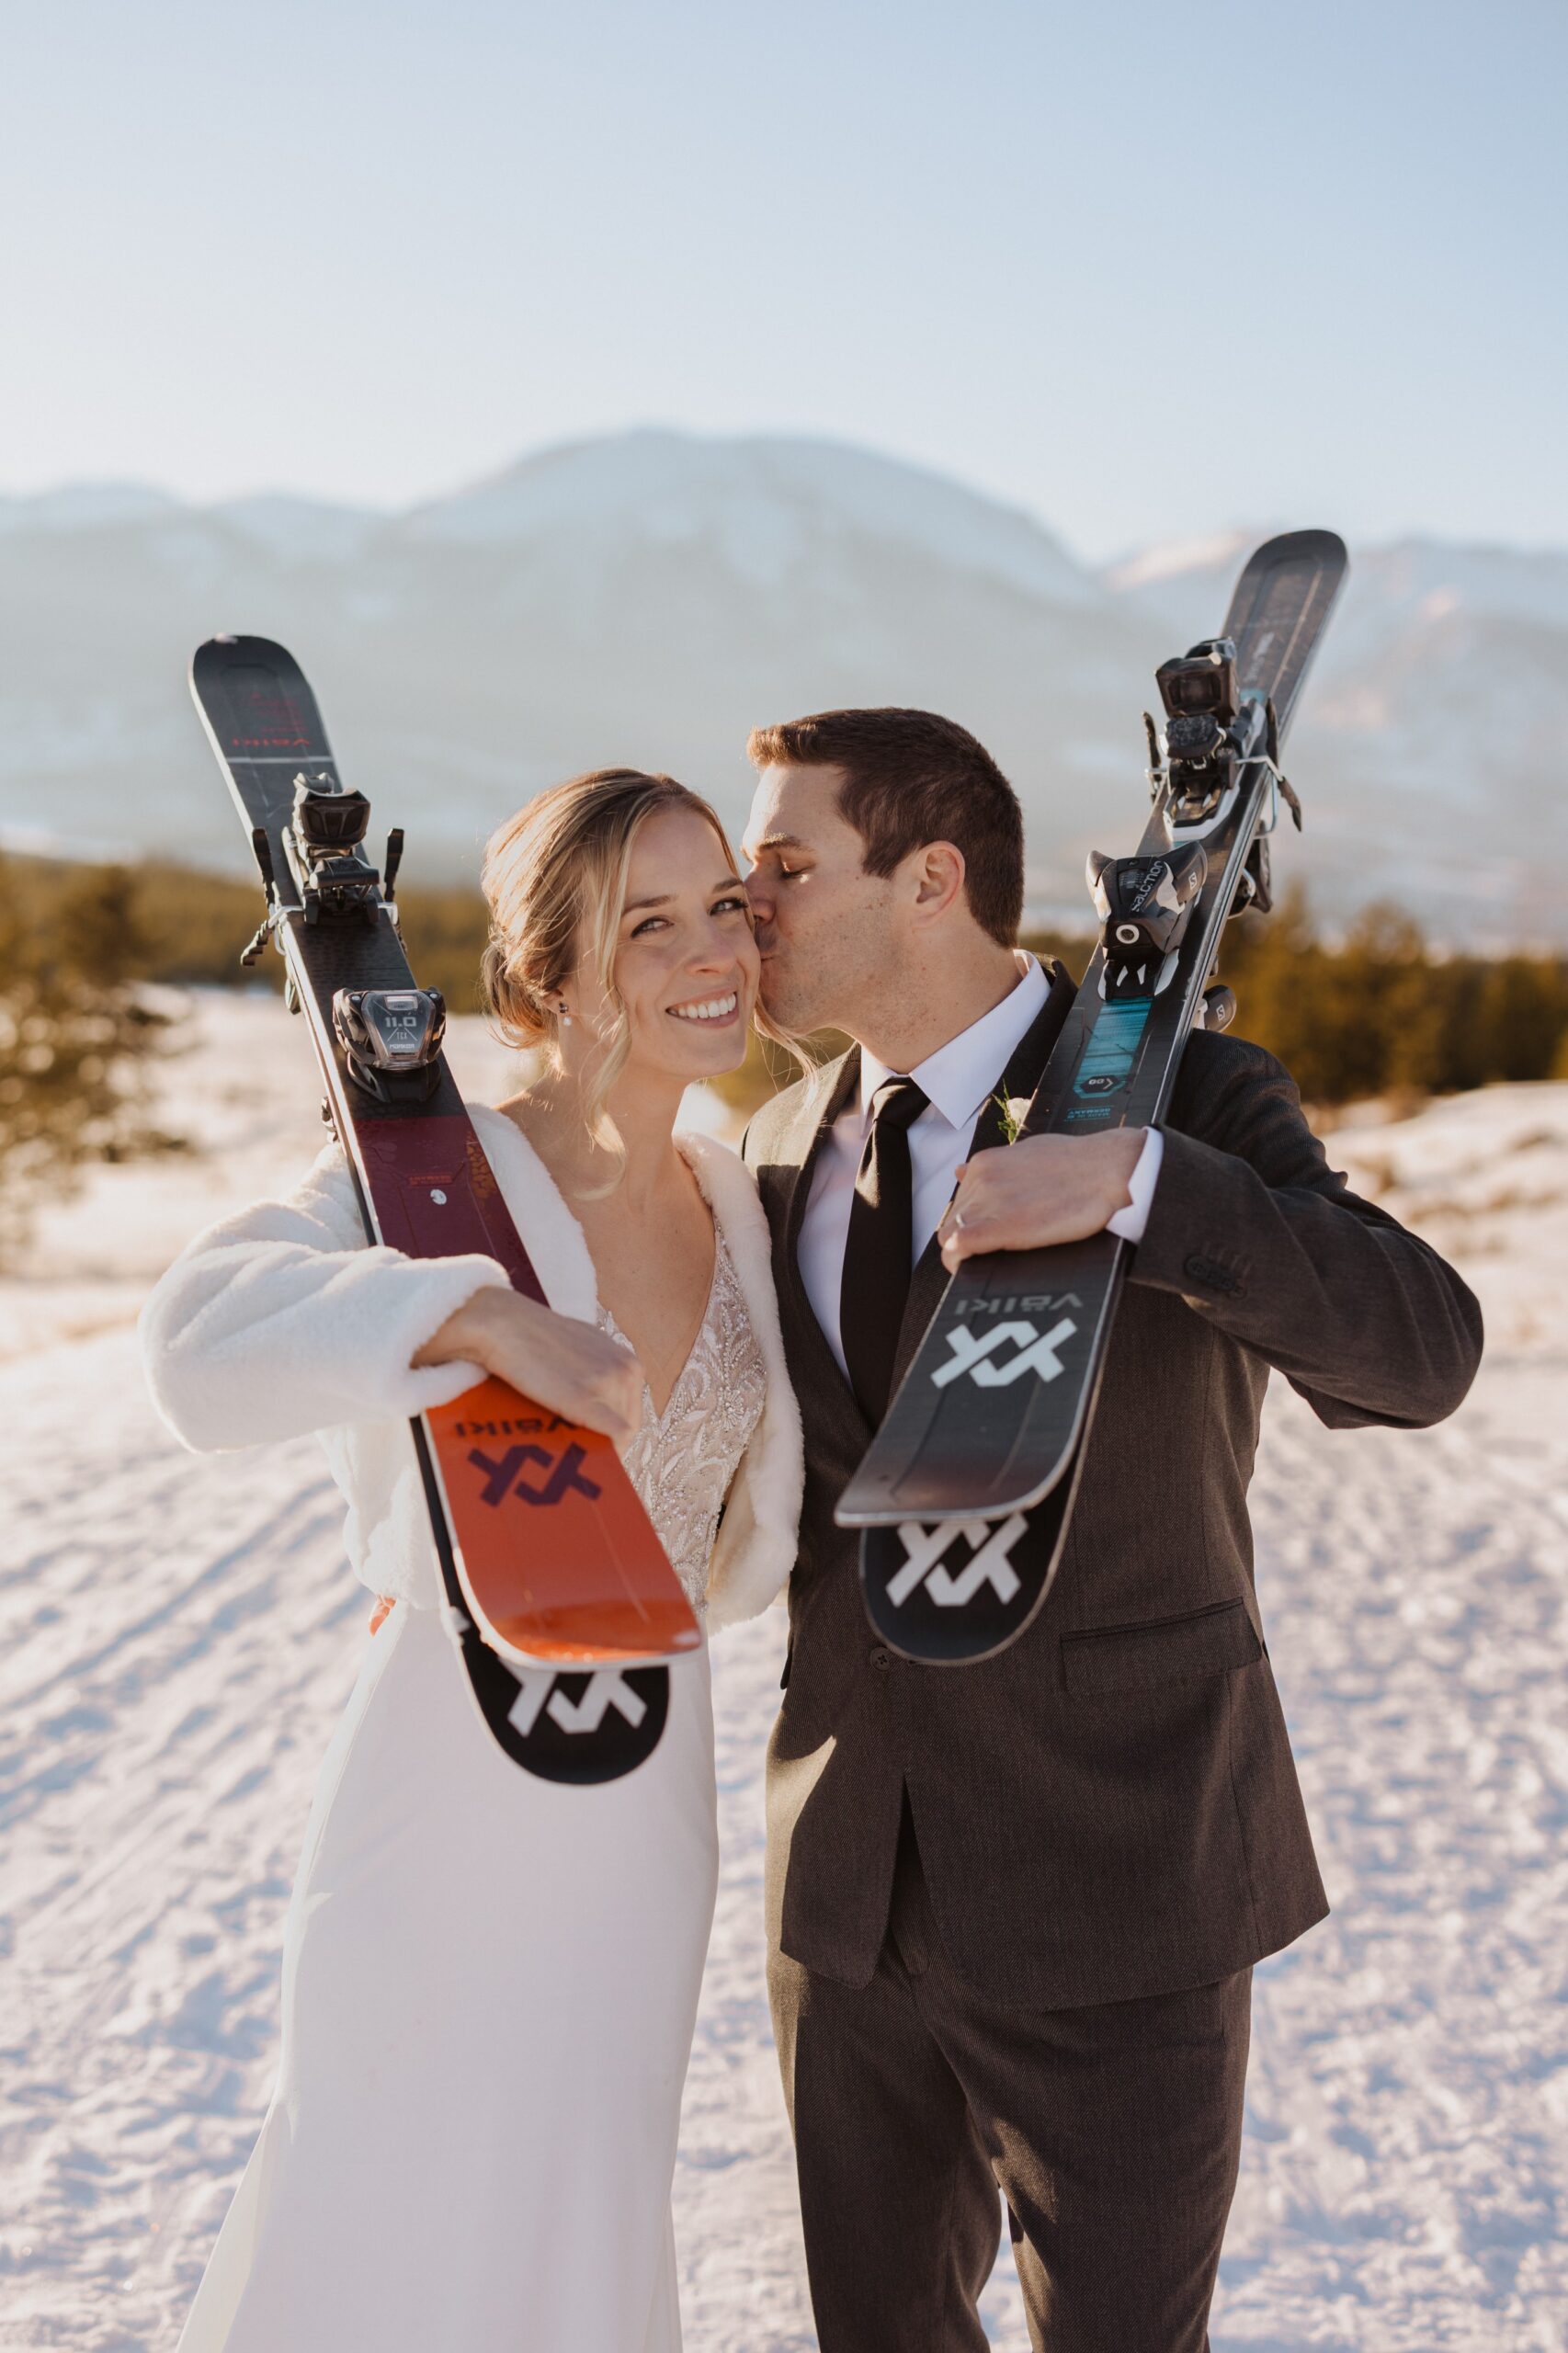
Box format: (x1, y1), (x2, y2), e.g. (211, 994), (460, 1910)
(2, 995), (1565, 2350)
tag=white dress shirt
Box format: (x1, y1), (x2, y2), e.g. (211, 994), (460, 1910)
(798, 954), (1165, 1379)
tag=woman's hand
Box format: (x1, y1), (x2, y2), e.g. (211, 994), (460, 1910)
(413, 1288), (645, 1447)
(937, 1130), (1145, 1271)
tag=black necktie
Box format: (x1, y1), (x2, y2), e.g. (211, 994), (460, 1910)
(840, 1075), (929, 1424)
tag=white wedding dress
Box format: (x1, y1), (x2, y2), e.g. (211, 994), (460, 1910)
(144, 1117), (796, 2353)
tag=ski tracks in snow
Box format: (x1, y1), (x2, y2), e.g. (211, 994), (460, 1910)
(2, 1336), (1566, 2347)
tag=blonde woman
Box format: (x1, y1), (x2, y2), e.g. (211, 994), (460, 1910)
(142, 771), (803, 2353)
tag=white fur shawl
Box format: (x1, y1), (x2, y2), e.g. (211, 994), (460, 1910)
(140, 1106), (803, 1631)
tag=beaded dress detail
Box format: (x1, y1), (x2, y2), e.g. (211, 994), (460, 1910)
(600, 1225), (767, 1610)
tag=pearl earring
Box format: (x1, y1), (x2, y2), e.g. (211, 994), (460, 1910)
(558, 1003), (573, 1028)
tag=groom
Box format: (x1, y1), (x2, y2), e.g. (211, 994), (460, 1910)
(739, 707), (1482, 2352)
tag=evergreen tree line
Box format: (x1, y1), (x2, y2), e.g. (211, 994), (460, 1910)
(1165, 892), (1568, 1106)
(6, 854), (495, 1008)
(1017, 892), (1568, 1107)
(2, 852), (1566, 1243)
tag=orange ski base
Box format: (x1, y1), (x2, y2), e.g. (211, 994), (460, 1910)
(426, 1379), (702, 1665)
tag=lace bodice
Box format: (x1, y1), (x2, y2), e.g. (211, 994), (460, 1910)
(600, 1226), (767, 1610)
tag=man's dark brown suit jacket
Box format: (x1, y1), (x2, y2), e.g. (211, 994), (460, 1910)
(744, 981), (1483, 2014)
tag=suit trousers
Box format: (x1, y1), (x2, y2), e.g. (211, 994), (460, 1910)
(768, 1803), (1251, 2353)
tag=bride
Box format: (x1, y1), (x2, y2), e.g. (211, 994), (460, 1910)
(141, 768), (803, 2353)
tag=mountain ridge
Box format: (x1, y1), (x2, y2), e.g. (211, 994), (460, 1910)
(1, 429), (1562, 943)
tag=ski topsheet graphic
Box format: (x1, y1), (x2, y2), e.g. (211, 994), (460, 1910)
(190, 636), (699, 1783)
(836, 530), (1348, 1665)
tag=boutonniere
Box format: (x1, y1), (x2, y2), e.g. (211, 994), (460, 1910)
(993, 1093), (1031, 1145)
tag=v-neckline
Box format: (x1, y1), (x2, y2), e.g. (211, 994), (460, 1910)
(601, 1229), (723, 1426)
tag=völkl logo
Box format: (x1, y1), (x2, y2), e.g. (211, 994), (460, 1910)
(507, 1670), (650, 1738)
(929, 1316), (1077, 1389)
(468, 1440), (603, 1508)
(885, 1515), (1029, 1608)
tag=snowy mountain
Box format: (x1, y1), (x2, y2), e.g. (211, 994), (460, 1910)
(0, 482), (184, 536)
(0, 429), (1562, 942)
(1107, 534), (1568, 940)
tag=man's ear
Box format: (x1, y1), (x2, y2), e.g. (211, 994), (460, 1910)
(908, 839), (967, 923)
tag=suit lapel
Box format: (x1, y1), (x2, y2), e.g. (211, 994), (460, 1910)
(890, 959), (1078, 1393)
(777, 1046), (869, 1432)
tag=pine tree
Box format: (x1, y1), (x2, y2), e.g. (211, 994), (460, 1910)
(0, 854), (184, 1258)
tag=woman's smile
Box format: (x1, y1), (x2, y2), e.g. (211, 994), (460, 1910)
(665, 986), (741, 1026)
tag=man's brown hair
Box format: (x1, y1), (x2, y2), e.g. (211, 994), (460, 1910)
(745, 707), (1024, 946)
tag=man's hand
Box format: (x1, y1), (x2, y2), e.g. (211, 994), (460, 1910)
(937, 1130), (1145, 1271)
(413, 1289), (645, 1448)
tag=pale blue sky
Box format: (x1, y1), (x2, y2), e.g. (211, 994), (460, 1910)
(1, 0), (1561, 559)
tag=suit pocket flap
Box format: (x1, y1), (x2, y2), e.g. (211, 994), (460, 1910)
(1062, 1598), (1261, 1697)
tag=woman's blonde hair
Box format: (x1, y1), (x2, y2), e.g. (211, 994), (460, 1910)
(481, 767), (741, 1167)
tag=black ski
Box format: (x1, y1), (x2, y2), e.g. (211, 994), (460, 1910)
(191, 635), (701, 1782)
(836, 530), (1348, 1663)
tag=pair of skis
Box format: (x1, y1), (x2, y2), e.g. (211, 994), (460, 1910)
(191, 526), (1346, 1778)
(192, 641), (696, 1786)
(836, 529), (1348, 1662)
